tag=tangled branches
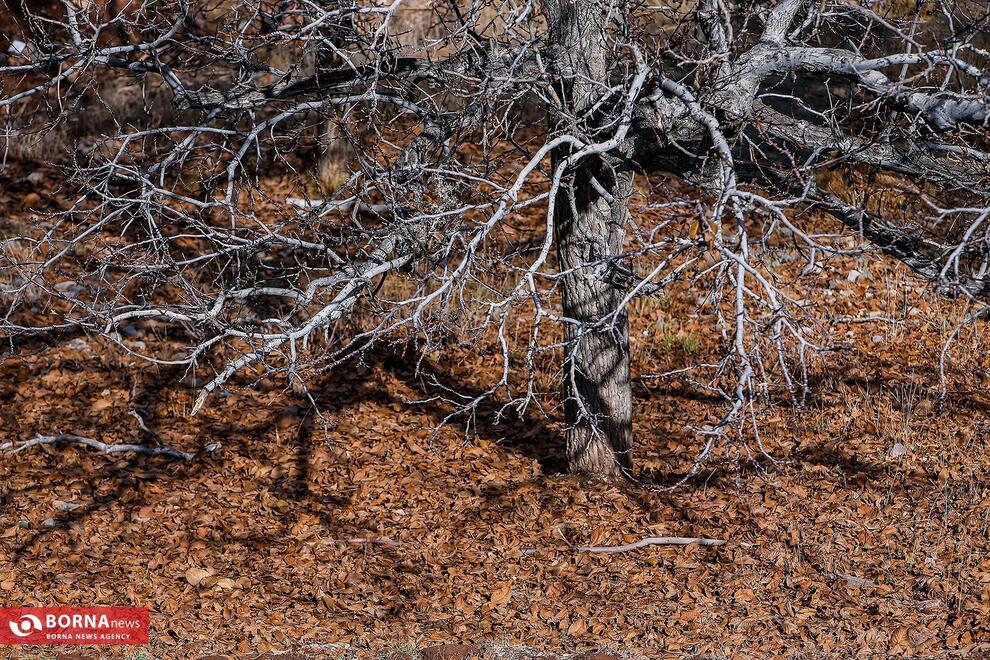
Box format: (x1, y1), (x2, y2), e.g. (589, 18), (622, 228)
(1, 0), (989, 480)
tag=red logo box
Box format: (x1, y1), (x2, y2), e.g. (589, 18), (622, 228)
(0, 607), (148, 645)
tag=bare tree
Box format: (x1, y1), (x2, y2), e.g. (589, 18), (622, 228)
(1, 0), (989, 480)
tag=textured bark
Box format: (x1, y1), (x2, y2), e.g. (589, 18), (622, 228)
(314, 14), (355, 191)
(317, 118), (352, 190)
(556, 167), (635, 480)
(550, 0), (635, 480)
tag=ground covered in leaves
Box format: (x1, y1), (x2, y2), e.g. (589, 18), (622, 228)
(2, 162), (990, 659)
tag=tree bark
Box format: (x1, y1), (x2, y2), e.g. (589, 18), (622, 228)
(317, 118), (352, 190)
(556, 164), (635, 479)
(549, 0), (635, 480)
(313, 13), (354, 191)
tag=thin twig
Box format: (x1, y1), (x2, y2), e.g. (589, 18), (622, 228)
(522, 536), (726, 556)
(1, 434), (197, 461)
(831, 314), (905, 324)
(332, 537), (401, 547)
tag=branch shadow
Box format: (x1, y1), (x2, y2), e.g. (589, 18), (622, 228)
(369, 346), (568, 475)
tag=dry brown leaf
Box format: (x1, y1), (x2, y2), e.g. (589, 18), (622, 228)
(734, 589), (755, 602)
(489, 583), (512, 607)
(184, 567), (213, 587)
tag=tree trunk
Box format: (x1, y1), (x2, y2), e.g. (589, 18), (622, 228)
(549, 0), (635, 480)
(317, 118), (352, 191)
(314, 15), (353, 191)
(556, 165), (635, 480)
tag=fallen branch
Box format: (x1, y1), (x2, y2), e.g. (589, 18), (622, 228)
(1, 434), (197, 461)
(522, 536), (726, 556)
(332, 537), (401, 547)
(326, 535), (724, 553)
(831, 314), (905, 325)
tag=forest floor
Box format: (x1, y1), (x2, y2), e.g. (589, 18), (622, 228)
(2, 158), (990, 660)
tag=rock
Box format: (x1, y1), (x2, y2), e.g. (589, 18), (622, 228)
(889, 442), (908, 458)
(53, 282), (84, 298)
(871, 335), (884, 344)
(421, 644), (482, 660)
(18, 520), (30, 529)
(55, 501), (80, 512)
(65, 337), (91, 352)
(27, 171), (45, 185)
(41, 518), (57, 528)
(841, 574), (876, 590)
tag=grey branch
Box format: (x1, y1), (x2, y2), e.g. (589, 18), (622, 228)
(1, 434), (199, 461)
(522, 536), (727, 555)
